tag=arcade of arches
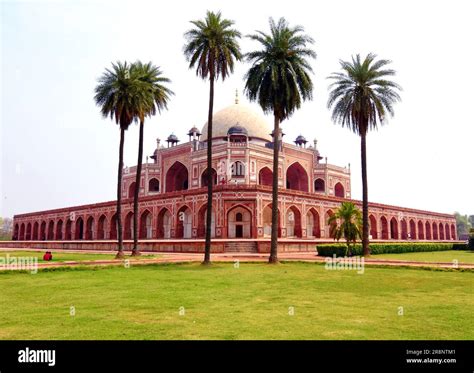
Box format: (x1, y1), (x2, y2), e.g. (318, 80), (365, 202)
(13, 204), (457, 242)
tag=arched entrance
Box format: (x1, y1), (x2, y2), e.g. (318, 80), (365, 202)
(390, 218), (398, 239)
(124, 212), (133, 240)
(409, 219), (416, 240)
(201, 168), (217, 187)
(85, 216), (94, 240)
(417, 221), (424, 240)
(156, 208), (172, 239)
(166, 162), (188, 192)
(401, 219), (408, 239)
(450, 224), (456, 240)
(263, 204), (281, 238)
(381, 216), (388, 239)
(128, 182), (136, 199)
(139, 210), (153, 239)
(306, 208), (321, 238)
(148, 178), (160, 193)
(439, 223), (444, 240)
(325, 210), (336, 238)
(32, 222), (39, 240)
(65, 219), (73, 240)
(228, 206), (251, 238)
(109, 214), (117, 240)
(432, 222), (438, 240)
(314, 178), (325, 193)
(286, 162), (309, 192)
(176, 206), (192, 238)
(47, 220), (54, 240)
(75, 217), (84, 240)
(197, 204), (215, 238)
(258, 167), (273, 186)
(56, 220), (63, 240)
(97, 215), (107, 240)
(425, 221), (432, 240)
(26, 223), (32, 240)
(334, 182), (345, 198)
(40, 221), (47, 240)
(369, 215), (377, 239)
(286, 206), (302, 238)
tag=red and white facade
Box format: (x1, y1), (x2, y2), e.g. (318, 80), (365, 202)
(11, 102), (457, 252)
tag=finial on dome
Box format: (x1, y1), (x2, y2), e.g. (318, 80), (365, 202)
(235, 89), (239, 104)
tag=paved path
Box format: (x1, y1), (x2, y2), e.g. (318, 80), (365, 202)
(1, 247), (473, 270)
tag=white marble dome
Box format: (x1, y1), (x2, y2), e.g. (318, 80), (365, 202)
(201, 103), (272, 141)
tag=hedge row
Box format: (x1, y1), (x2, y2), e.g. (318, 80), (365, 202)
(316, 243), (460, 257)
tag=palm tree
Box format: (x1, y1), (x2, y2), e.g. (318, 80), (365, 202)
(184, 11), (242, 265)
(244, 17), (316, 263)
(130, 61), (173, 257)
(328, 202), (362, 256)
(327, 53), (401, 257)
(94, 61), (137, 259)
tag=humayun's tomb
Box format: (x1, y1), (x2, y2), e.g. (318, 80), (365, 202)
(10, 99), (457, 253)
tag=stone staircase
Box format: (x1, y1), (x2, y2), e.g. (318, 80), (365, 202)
(224, 241), (258, 253)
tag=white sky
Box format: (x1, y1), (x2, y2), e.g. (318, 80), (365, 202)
(1, 0), (473, 218)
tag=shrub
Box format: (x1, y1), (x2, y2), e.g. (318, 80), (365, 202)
(316, 243), (455, 257)
(452, 243), (468, 250)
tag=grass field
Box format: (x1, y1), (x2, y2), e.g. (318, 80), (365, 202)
(370, 250), (474, 264)
(0, 262), (472, 340)
(0, 250), (161, 263)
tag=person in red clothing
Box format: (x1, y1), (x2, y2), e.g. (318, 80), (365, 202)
(43, 251), (53, 261)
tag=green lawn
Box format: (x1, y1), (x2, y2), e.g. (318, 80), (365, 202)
(371, 250), (474, 264)
(0, 250), (160, 263)
(0, 262), (472, 340)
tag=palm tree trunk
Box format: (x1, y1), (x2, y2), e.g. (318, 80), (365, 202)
(132, 120), (145, 256)
(203, 75), (215, 265)
(361, 131), (370, 256)
(116, 127), (125, 259)
(269, 114), (280, 264)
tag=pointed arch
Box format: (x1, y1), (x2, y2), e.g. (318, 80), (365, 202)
(325, 209), (336, 239)
(109, 214), (117, 240)
(124, 212), (133, 240)
(201, 168), (217, 187)
(148, 178), (160, 193)
(286, 205), (302, 238)
(26, 222), (32, 240)
(40, 221), (47, 240)
(380, 216), (388, 239)
(401, 219), (408, 239)
(369, 214), (377, 239)
(197, 203), (215, 238)
(286, 162), (309, 192)
(417, 221), (424, 240)
(166, 161), (189, 192)
(32, 222), (39, 240)
(306, 208), (321, 238)
(334, 182), (345, 198)
(314, 178), (325, 193)
(97, 214), (107, 240)
(432, 222), (438, 240)
(65, 219), (73, 240)
(390, 217), (398, 240)
(56, 219), (63, 240)
(425, 221), (432, 240)
(128, 182), (136, 199)
(156, 207), (172, 239)
(444, 223), (450, 241)
(258, 167), (273, 186)
(263, 203), (281, 238)
(139, 209), (153, 239)
(176, 205), (192, 238)
(228, 205), (252, 238)
(409, 219), (416, 240)
(47, 220), (54, 240)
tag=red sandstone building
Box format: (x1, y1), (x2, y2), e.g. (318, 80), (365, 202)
(11, 100), (457, 252)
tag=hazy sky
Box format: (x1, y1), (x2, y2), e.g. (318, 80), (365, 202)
(1, 0), (473, 218)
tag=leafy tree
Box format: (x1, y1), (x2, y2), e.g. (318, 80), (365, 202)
(454, 212), (471, 237)
(184, 11), (242, 265)
(244, 17), (316, 263)
(130, 62), (172, 256)
(94, 61), (139, 258)
(327, 54), (401, 256)
(328, 202), (362, 256)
